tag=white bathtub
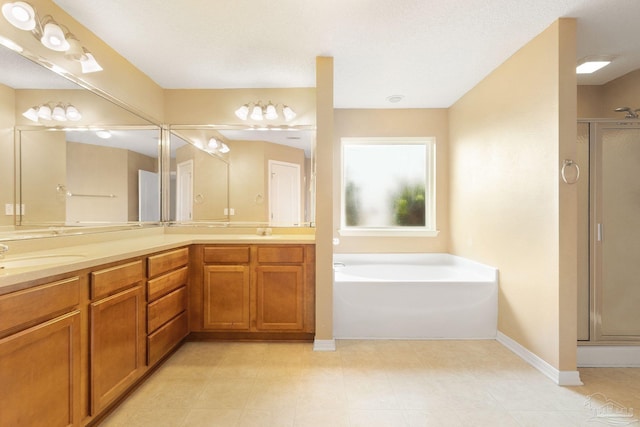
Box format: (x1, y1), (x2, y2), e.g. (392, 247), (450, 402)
(333, 253), (498, 339)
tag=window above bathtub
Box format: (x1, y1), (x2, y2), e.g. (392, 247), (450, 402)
(339, 137), (437, 237)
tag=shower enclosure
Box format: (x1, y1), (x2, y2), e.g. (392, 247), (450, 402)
(578, 121), (640, 343)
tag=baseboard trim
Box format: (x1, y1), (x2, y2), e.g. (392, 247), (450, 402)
(313, 339), (336, 351)
(578, 345), (640, 367)
(497, 331), (582, 386)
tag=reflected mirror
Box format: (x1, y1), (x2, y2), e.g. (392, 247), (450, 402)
(0, 42), (161, 234)
(170, 126), (315, 227)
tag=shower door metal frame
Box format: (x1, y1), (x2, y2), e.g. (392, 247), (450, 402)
(589, 120), (640, 342)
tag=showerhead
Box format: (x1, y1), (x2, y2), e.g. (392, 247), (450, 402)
(614, 107), (639, 119)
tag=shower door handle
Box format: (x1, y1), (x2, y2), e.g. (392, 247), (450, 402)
(597, 223), (603, 242)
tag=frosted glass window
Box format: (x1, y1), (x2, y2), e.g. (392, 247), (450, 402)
(341, 137), (435, 231)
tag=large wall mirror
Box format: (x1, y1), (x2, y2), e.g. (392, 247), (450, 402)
(0, 42), (162, 237)
(169, 126), (315, 227)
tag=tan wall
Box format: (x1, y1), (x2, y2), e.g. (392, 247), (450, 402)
(127, 151), (158, 221)
(449, 19), (577, 371)
(0, 0), (164, 123)
(15, 89), (153, 126)
(66, 142), (128, 223)
(0, 84), (15, 227)
(332, 109), (449, 253)
(315, 57), (334, 342)
(20, 132), (66, 224)
(578, 69), (640, 119)
(227, 140), (264, 222)
(175, 144), (228, 222)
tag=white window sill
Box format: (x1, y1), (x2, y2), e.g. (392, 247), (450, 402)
(338, 228), (440, 237)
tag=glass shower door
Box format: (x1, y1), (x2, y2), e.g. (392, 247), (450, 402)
(593, 123), (640, 340)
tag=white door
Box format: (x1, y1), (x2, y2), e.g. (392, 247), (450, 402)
(138, 170), (160, 221)
(269, 160), (300, 226)
(176, 160), (194, 221)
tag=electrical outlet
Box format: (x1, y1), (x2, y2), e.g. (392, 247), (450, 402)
(5, 204), (12, 215)
(229, 208), (235, 215)
(224, 208), (228, 215)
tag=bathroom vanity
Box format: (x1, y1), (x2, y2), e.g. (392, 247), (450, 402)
(0, 232), (315, 426)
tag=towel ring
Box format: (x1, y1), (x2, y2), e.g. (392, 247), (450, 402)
(561, 159), (580, 185)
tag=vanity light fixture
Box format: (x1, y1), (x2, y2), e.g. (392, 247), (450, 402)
(1, 1), (102, 73)
(235, 101), (296, 122)
(1, 1), (36, 30)
(22, 102), (82, 122)
(95, 130), (112, 139)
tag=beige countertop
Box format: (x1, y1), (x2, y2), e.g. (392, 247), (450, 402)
(0, 232), (315, 294)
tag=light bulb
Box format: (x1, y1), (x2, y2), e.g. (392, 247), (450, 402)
(51, 104), (67, 121)
(40, 20), (70, 52)
(22, 106), (39, 122)
(1, 2), (36, 31)
(282, 105), (296, 121)
(208, 138), (219, 150)
(219, 143), (230, 154)
(37, 104), (52, 120)
(250, 104), (264, 120)
(234, 104), (249, 120)
(264, 103), (278, 120)
(80, 51), (103, 73)
(65, 104), (81, 121)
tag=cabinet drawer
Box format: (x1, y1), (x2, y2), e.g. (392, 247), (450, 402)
(0, 277), (81, 335)
(147, 266), (188, 302)
(147, 286), (187, 334)
(257, 246), (304, 264)
(91, 261), (144, 300)
(148, 311), (188, 366)
(148, 247), (189, 278)
(204, 246), (250, 264)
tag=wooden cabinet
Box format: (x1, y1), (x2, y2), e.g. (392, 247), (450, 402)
(197, 244), (315, 339)
(89, 261), (146, 415)
(0, 277), (82, 427)
(146, 247), (189, 366)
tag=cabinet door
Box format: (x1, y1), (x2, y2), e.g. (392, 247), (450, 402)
(203, 265), (250, 330)
(90, 285), (146, 415)
(255, 265), (304, 331)
(0, 311), (81, 427)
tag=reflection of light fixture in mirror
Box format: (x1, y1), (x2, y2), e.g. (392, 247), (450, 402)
(79, 48), (103, 73)
(207, 137), (219, 150)
(95, 130), (112, 139)
(234, 104), (249, 120)
(219, 143), (230, 154)
(22, 106), (39, 121)
(250, 104), (263, 121)
(51, 103), (67, 121)
(37, 104), (51, 120)
(1, 1), (36, 30)
(235, 101), (296, 122)
(65, 104), (81, 121)
(264, 102), (278, 120)
(64, 36), (87, 61)
(23, 102), (81, 122)
(40, 15), (70, 51)
(282, 105), (296, 121)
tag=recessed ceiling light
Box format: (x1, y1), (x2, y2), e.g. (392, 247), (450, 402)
(576, 57), (613, 74)
(386, 95), (404, 103)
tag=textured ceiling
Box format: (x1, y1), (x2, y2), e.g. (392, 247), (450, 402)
(40, 0), (640, 108)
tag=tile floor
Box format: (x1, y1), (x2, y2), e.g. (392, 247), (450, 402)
(99, 340), (640, 427)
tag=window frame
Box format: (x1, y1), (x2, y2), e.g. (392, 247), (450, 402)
(339, 137), (437, 237)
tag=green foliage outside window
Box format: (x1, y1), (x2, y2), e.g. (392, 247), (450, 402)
(392, 182), (425, 226)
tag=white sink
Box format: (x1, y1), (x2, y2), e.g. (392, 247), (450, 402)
(0, 254), (87, 269)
